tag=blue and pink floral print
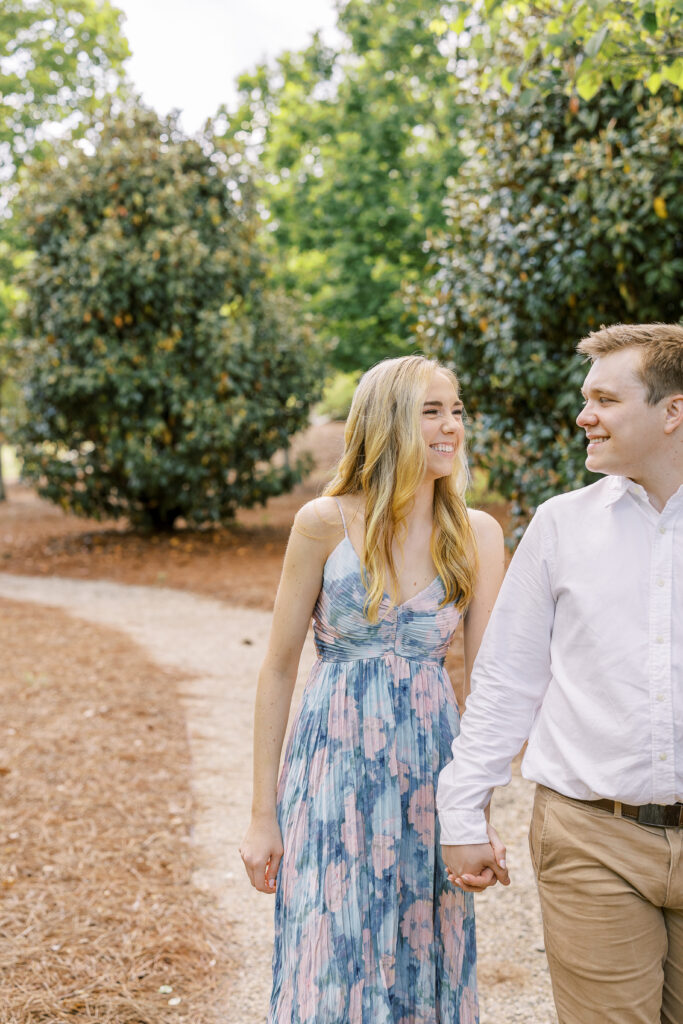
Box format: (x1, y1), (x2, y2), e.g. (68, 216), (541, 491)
(269, 533), (478, 1023)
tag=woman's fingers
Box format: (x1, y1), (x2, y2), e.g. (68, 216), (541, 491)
(240, 847), (265, 892)
(457, 866), (497, 892)
(244, 855), (273, 893)
(448, 865), (500, 893)
(240, 820), (284, 893)
(265, 851), (282, 892)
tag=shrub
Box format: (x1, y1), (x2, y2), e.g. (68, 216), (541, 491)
(316, 370), (361, 421)
(11, 107), (323, 529)
(414, 83), (683, 526)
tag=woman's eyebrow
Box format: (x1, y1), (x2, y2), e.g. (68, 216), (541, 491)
(422, 400), (464, 408)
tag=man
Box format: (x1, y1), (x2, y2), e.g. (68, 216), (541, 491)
(437, 323), (683, 1024)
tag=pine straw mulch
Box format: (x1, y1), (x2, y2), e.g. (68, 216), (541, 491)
(0, 598), (228, 1024)
(0, 422), (506, 616)
(0, 422), (348, 612)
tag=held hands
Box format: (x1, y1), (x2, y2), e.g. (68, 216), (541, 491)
(242, 815), (509, 896)
(442, 822), (510, 894)
(240, 815), (284, 894)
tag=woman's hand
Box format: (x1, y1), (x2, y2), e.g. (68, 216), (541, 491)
(240, 815), (284, 894)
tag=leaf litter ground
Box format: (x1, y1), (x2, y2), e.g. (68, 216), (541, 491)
(0, 597), (226, 1023)
(0, 422), (532, 1022)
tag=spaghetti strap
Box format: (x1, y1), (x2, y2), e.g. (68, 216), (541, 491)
(333, 497), (348, 536)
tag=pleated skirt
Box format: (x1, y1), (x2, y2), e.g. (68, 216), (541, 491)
(268, 653), (479, 1024)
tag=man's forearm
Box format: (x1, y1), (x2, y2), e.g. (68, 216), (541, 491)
(437, 681), (534, 844)
(437, 509), (556, 844)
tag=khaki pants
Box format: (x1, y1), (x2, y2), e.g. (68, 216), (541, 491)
(529, 785), (683, 1024)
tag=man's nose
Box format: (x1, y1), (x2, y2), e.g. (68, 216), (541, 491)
(576, 404), (596, 427)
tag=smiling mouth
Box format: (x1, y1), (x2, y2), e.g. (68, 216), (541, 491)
(430, 444), (455, 454)
(586, 436), (608, 447)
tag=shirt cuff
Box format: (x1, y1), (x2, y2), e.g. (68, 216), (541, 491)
(437, 808), (489, 846)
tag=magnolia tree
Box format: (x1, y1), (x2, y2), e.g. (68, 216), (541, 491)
(414, 81), (683, 526)
(12, 107), (323, 529)
(438, 0), (683, 99)
(0, 0), (131, 499)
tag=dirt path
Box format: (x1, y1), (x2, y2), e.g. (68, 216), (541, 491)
(0, 573), (556, 1023)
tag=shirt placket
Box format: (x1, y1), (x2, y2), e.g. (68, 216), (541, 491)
(649, 515), (675, 800)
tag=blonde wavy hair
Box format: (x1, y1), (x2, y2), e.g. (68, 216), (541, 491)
(324, 355), (478, 622)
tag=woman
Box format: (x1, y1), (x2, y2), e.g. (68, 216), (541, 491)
(240, 355), (506, 1023)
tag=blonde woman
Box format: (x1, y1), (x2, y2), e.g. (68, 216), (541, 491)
(240, 355), (507, 1023)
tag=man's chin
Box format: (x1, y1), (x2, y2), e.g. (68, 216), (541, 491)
(585, 456), (609, 475)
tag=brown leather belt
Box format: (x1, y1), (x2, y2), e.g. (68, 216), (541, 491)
(581, 798), (683, 828)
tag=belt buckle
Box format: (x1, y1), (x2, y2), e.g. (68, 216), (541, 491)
(636, 804), (683, 828)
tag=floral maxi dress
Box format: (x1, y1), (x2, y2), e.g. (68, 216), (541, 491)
(269, 508), (478, 1024)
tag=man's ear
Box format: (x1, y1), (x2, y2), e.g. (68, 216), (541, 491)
(663, 394), (683, 434)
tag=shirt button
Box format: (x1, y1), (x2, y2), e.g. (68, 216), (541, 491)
(657, 579), (665, 587)
(659, 527), (666, 535)
(656, 636), (665, 644)
(660, 753), (668, 761)
(657, 694), (665, 702)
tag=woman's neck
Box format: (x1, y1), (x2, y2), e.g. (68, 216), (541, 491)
(405, 481), (436, 525)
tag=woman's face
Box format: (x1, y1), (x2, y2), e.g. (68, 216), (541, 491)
(420, 370), (465, 481)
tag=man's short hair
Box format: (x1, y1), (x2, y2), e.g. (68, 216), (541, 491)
(577, 323), (683, 405)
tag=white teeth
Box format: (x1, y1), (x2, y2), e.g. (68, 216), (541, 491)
(431, 444), (454, 453)
(587, 437), (608, 444)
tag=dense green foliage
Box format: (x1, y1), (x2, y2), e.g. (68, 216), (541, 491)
(1, 0), (129, 172)
(220, 0), (465, 370)
(12, 108), (322, 529)
(415, 81), (683, 523)
(8, 0), (682, 522)
(440, 0), (683, 100)
(0, 0), (131, 497)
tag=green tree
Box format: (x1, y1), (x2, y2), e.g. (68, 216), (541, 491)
(414, 80), (683, 526)
(11, 107), (323, 530)
(439, 0), (683, 100)
(0, 246), (26, 501)
(219, 0), (465, 371)
(0, 0), (131, 497)
(1, 0), (130, 172)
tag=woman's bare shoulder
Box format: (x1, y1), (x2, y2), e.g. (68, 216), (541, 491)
(293, 496), (346, 544)
(467, 508), (504, 547)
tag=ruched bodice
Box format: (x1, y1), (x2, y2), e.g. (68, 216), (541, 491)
(269, 519), (478, 1024)
(313, 536), (461, 664)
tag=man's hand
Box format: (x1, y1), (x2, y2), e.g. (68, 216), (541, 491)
(442, 827), (510, 893)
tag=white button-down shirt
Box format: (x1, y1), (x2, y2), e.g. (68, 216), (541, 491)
(437, 475), (683, 845)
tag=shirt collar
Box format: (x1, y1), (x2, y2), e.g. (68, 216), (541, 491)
(604, 475), (636, 508)
(604, 475), (683, 514)
(665, 482), (683, 511)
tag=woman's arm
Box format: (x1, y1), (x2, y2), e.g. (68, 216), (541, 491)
(240, 498), (341, 893)
(462, 509), (505, 694)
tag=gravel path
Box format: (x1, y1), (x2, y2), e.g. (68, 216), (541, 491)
(0, 573), (556, 1023)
